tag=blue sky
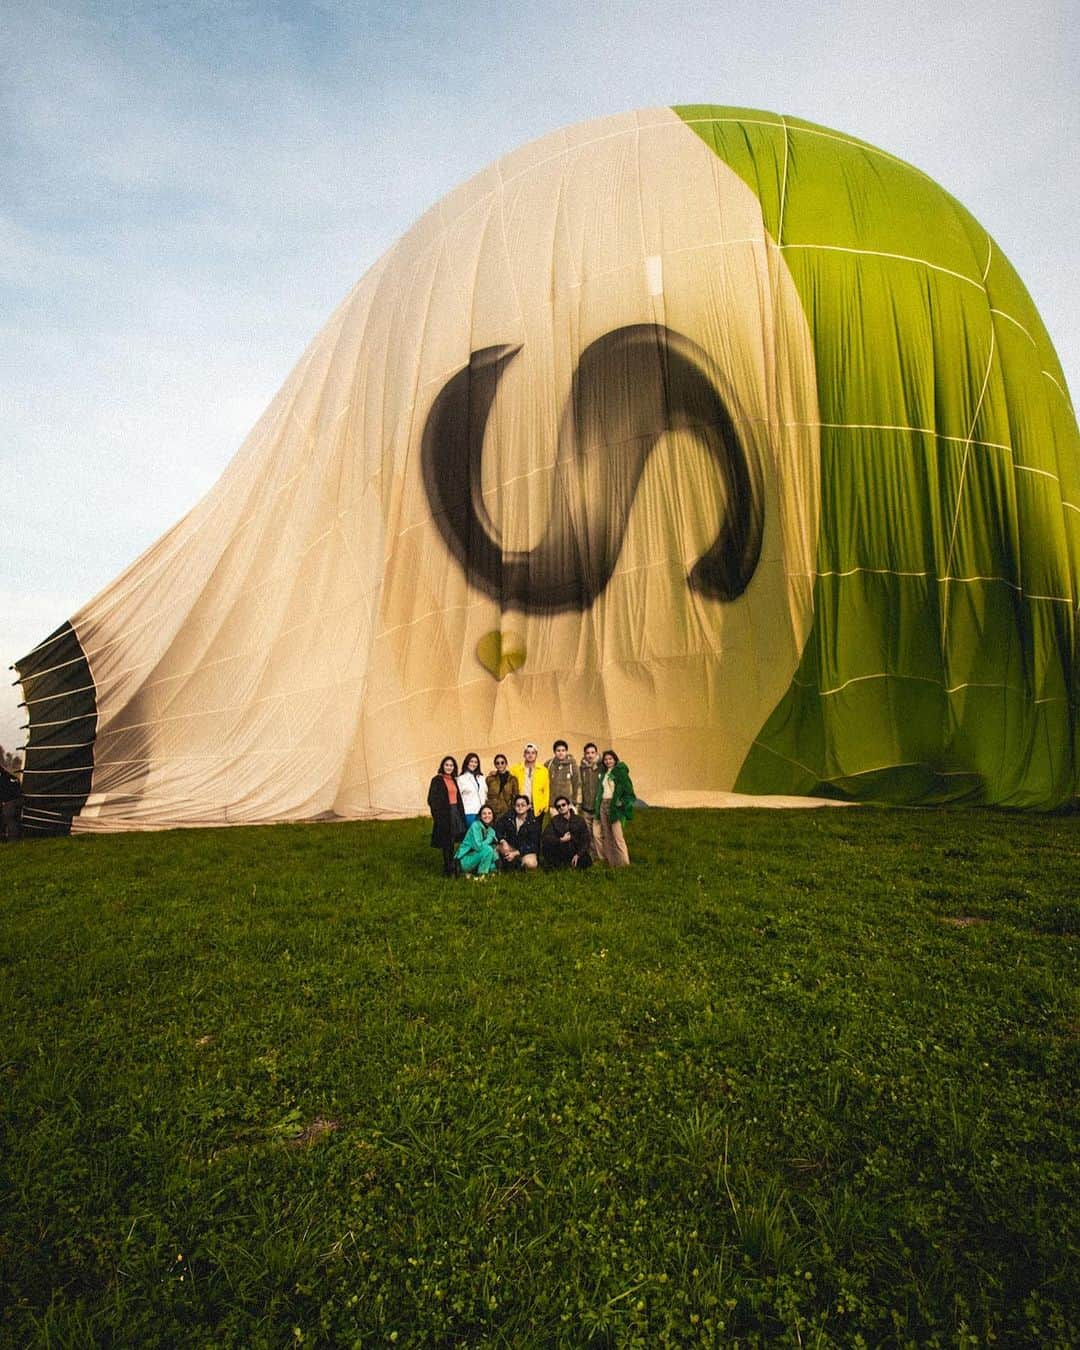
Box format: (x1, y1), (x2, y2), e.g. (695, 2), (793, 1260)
(2, 0), (1078, 753)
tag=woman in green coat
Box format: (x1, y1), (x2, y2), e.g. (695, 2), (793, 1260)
(455, 803), (499, 878)
(595, 750), (634, 867)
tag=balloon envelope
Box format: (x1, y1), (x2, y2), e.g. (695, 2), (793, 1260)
(15, 106), (1080, 832)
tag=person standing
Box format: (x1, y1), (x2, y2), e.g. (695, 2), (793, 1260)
(595, 749), (634, 868)
(495, 794), (540, 871)
(457, 752), (486, 827)
(485, 754), (519, 817)
(510, 743), (550, 822)
(546, 740), (580, 815)
(427, 755), (467, 876)
(541, 796), (593, 869)
(577, 742), (603, 859)
(0, 763), (22, 842)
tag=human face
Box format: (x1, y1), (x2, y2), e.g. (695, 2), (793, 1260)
(441, 757), (456, 775)
(555, 798), (571, 817)
(524, 747), (537, 765)
(479, 805), (494, 825)
(465, 754), (480, 773)
(514, 796), (530, 816)
(602, 752), (616, 769)
(583, 745), (598, 765)
(494, 755), (508, 770)
(554, 744), (568, 761)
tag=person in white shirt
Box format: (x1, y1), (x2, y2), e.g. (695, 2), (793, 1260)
(456, 752), (486, 826)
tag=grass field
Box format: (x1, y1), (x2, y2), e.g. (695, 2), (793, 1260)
(2, 806), (1078, 1347)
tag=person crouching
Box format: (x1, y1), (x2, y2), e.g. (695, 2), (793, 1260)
(456, 803), (499, 879)
(541, 797), (593, 870)
(495, 794), (540, 871)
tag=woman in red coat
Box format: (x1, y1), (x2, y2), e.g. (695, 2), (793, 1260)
(428, 755), (467, 875)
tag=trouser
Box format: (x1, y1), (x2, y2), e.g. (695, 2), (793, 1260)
(598, 804), (630, 867)
(457, 842), (498, 875)
(581, 810), (602, 860)
(542, 841), (593, 870)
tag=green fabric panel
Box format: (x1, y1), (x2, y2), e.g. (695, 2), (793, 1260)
(782, 139), (981, 277)
(812, 429), (950, 578)
(979, 221), (1074, 399)
(777, 249), (995, 434)
(675, 106), (1080, 807)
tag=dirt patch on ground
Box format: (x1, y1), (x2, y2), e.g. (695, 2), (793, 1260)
(939, 916), (991, 927)
(289, 1118), (340, 1147)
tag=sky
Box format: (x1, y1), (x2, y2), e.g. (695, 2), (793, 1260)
(2, 0), (1078, 755)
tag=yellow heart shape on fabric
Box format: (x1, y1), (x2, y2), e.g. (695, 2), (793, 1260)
(476, 630), (526, 681)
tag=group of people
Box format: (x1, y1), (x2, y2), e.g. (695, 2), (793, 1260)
(427, 741), (635, 878)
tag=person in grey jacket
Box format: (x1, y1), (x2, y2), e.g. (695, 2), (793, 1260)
(546, 739), (580, 810)
(577, 742), (603, 859)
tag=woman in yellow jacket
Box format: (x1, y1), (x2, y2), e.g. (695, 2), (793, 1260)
(510, 742), (550, 820)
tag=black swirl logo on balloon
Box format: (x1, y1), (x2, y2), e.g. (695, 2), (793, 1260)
(421, 323), (764, 617)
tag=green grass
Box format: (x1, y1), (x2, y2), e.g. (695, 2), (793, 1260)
(1, 807), (1078, 1347)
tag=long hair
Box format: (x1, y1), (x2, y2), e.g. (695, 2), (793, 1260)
(460, 751), (481, 776)
(437, 755), (459, 776)
(601, 749), (619, 764)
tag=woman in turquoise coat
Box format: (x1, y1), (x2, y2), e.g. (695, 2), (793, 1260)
(455, 803), (499, 878)
(594, 750), (634, 867)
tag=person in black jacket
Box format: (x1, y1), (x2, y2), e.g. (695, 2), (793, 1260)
(495, 795), (540, 871)
(0, 765), (22, 842)
(541, 796), (593, 869)
(427, 755), (466, 875)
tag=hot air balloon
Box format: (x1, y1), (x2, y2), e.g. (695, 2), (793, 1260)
(15, 106), (1079, 833)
